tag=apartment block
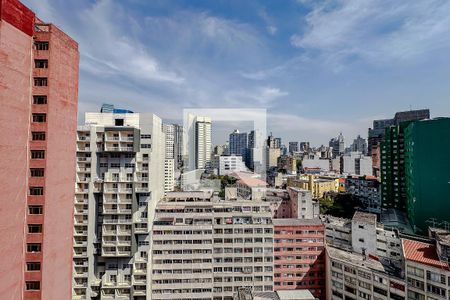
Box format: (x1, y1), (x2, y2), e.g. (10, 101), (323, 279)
(163, 123), (183, 169)
(72, 111), (165, 300)
(151, 191), (275, 300)
(0, 0), (79, 299)
(215, 155), (248, 176)
(381, 118), (450, 233)
(325, 245), (406, 300)
(273, 219), (326, 299)
(340, 152), (373, 176)
(403, 237), (450, 300)
(229, 129), (248, 159)
(164, 158), (175, 193)
(323, 212), (402, 263)
(186, 115), (212, 170)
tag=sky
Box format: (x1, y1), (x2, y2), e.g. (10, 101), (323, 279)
(23, 0), (450, 146)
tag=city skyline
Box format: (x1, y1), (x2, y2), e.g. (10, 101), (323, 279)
(21, 0), (450, 145)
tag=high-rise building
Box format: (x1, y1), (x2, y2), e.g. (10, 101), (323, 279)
(72, 110), (165, 299)
(186, 115), (211, 170)
(267, 133), (281, 149)
(273, 219), (325, 299)
(300, 142), (310, 152)
(351, 135), (367, 155)
(0, 1), (79, 299)
(329, 133), (345, 158)
(247, 130), (264, 171)
(288, 141), (299, 154)
(368, 109), (429, 156)
(381, 118), (450, 232)
(151, 191), (275, 299)
(403, 118), (450, 232)
(229, 129), (248, 158)
(164, 158), (175, 193)
(162, 123), (183, 169)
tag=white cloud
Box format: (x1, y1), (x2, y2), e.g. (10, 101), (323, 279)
(291, 0), (450, 65)
(266, 26), (277, 35)
(225, 86), (289, 106)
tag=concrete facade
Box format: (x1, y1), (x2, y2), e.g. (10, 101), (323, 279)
(151, 191), (275, 300)
(0, 1), (79, 299)
(72, 112), (165, 300)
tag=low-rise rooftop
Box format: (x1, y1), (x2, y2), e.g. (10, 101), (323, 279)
(402, 239), (449, 270)
(353, 211), (377, 226)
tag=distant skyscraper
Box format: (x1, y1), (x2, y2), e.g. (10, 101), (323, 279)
(162, 123), (183, 169)
(267, 133), (281, 149)
(351, 135), (368, 155)
(229, 129), (248, 158)
(0, 1), (79, 298)
(329, 133), (345, 158)
(186, 114), (211, 170)
(300, 142), (310, 151)
(288, 141), (299, 154)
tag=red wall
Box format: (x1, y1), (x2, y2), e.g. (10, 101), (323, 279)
(0, 1), (79, 299)
(0, 12), (33, 300)
(40, 24), (79, 300)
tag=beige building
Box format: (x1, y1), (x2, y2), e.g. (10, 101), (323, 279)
(287, 175), (338, 199)
(325, 245), (406, 300)
(73, 111), (165, 300)
(402, 236), (450, 300)
(151, 191), (275, 300)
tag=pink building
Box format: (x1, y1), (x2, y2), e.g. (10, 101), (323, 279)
(273, 219), (326, 300)
(0, 0), (79, 299)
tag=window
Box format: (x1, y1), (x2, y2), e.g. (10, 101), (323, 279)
(34, 41), (49, 50)
(33, 95), (47, 104)
(34, 77), (48, 86)
(141, 144), (151, 149)
(26, 188), (44, 201)
(30, 168), (44, 177)
(26, 281), (40, 290)
(26, 262), (41, 271)
(31, 150), (45, 159)
(34, 59), (48, 68)
(141, 134), (151, 139)
(29, 187), (44, 195)
(32, 132), (46, 141)
(28, 224), (42, 233)
(27, 243), (41, 252)
(32, 113), (46, 123)
(28, 206), (43, 215)
(115, 119), (124, 126)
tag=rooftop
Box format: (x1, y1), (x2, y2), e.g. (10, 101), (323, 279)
(327, 245), (402, 278)
(353, 211), (377, 225)
(238, 177), (267, 187)
(273, 218), (323, 227)
(327, 245), (385, 273)
(402, 239), (449, 270)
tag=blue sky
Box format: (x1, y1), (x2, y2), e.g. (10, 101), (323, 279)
(23, 0), (450, 146)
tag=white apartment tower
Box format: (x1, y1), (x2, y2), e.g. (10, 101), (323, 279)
(73, 111), (165, 300)
(186, 114), (212, 170)
(151, 191), (275, 300)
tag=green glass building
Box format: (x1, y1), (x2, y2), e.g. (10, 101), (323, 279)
(381, 118), (450, 233)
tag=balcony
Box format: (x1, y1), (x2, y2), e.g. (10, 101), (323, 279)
(77, 157), (91, 163)
(135, 187), (149, 193)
